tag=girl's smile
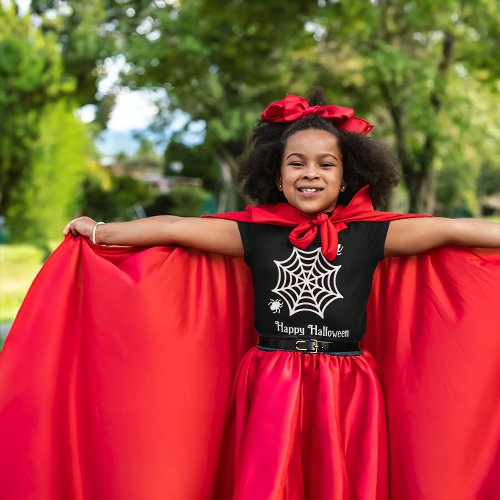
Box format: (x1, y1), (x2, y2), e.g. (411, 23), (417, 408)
(278, 129), (344, 214)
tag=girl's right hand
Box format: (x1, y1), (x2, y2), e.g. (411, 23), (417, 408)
(63, 216), (97, 239)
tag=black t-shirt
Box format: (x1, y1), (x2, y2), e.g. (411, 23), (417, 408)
(237, 221), (390, 342)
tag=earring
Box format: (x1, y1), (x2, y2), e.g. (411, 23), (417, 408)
(278, 183), (282, 190)
(340, 184), (347, 192)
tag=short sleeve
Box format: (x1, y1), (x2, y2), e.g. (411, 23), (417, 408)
(236, 221), (255, 264)
(362, 221), (390, 261)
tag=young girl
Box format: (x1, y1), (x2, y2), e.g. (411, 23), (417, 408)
(61, 89), (500, 499)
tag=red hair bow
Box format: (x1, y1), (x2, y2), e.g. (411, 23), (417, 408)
(261, 93), (374, 135)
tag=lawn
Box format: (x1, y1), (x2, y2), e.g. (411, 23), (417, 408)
(0, 244), (46, 349)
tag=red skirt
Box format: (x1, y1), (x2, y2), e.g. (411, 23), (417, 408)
(215, 347), (388, 500)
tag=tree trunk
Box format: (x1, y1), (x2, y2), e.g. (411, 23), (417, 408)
(380, 31), (454, 216)
(216, 151), (239, 213)
(406, 169), (436, 214)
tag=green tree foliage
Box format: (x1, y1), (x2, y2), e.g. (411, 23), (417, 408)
(310, 0), (500, 212)
(115, 0), (321, 209)
(30, 0), (119, 106)
(0, 3), (74, 226)
(7, 100), (91, 245)
(3, 0), (499, 227)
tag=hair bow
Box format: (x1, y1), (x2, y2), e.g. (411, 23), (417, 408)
(261, 94), (374, 135)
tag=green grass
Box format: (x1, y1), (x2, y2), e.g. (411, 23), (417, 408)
(0, 244), (45, 324)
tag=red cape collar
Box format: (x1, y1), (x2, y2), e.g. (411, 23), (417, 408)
(209, 185), (428, 260)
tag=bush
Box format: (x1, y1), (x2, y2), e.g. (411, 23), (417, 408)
(79, 174), (153, 221)
(145, 185), (214, 217)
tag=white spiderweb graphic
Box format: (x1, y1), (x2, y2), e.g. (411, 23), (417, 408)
(272, 247), (343, 318)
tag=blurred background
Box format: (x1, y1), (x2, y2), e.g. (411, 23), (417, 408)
(1, 0), (500, 346)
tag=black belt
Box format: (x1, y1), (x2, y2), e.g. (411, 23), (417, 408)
(258, 337), (360, 354)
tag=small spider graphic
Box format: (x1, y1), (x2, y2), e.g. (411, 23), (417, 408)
(268, 298), (283, 314)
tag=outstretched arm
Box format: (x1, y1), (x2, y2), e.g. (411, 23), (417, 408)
(63, 215), (243, 257)
(385, 217), (500, 257)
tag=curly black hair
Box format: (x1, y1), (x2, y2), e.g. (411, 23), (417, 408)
(238, 88), (400, 208)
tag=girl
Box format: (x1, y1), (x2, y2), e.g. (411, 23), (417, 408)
(61, 89), (500, 499)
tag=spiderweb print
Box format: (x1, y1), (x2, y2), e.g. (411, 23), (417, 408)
(272, 247), (343, 318)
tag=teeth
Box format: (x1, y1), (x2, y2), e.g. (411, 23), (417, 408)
(299, 188), (320, 192)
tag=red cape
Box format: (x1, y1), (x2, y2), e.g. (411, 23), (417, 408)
(1, 226), (499, 498)
(208, 184), (428, 261)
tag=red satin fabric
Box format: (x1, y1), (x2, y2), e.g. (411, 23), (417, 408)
(0, 238), (257, 499)
(215, 348), (388, 500)
(1, 237), (499, 499)
(364, 248), (500, 499)
(210, 185), (429, 261)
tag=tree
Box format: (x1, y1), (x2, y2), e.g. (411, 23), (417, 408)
(306, 0), (500, 212)
(0, 3), (73, 223)
(7, 100), (92, 245)
(116, 0), (500, 213)
(30, 0), (121, 106)
(115, 0), (321, 210)
(16, 0), (500, 215)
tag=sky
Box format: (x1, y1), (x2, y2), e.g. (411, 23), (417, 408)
(79, 55), (206, 156)
(78, 55), (163, 133)
(76, 58), (170, 155)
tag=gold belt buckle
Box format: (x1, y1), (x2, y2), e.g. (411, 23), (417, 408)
(295, 339), (318, 353)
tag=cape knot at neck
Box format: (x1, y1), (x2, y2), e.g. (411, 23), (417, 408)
(312, 213), (329, 226)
